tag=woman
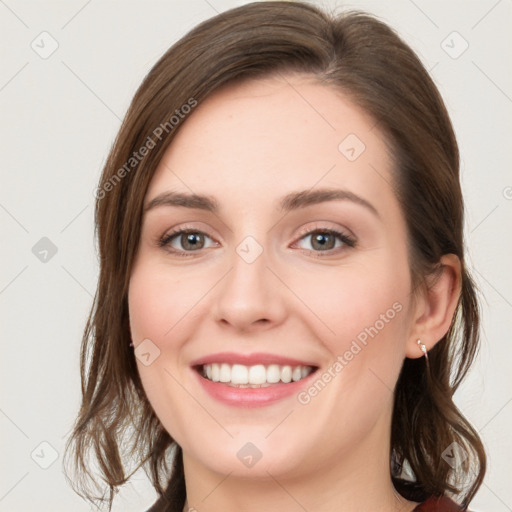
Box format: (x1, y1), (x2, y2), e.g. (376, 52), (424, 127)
(63, 2), (486, 511)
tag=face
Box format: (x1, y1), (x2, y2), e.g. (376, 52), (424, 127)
(128, 73), (416, 480)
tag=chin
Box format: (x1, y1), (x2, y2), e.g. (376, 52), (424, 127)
(183, 433), (310, 480)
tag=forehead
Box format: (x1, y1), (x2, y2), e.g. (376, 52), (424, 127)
(145, 74), (395, 214)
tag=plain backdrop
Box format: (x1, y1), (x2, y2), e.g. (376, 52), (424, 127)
(1, 1), (511, 511)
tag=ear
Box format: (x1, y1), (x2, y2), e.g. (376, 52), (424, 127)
(405, 254), (462, 359)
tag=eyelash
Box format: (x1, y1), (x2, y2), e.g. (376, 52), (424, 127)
(158, 225), (356, 258)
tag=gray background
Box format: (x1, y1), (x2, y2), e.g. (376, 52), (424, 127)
(1, 0), (511, 510)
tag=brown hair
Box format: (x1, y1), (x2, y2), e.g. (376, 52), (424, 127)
(63, 2), (486, 510)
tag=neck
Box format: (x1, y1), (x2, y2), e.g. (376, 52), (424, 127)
(182, 467), (414, 512)
(180, 408), (419, 512)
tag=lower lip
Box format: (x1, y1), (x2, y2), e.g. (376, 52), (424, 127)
(193, 368), (317, 408)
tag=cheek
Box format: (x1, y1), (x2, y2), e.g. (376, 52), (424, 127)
(292, 265), (409, 431)
(128, 262), (203, 345)
(293, 257), (411, 412)
(127, 262), (203, 441)
(296, 260), (409, 352)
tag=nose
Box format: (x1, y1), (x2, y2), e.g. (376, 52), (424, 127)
(212, 242), (287, 333)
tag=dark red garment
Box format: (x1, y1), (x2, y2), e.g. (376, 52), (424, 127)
(413, 495), (468, 511)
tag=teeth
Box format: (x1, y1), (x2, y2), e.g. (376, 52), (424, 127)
(211, 363), (220, 382)
(201, 363), (314, 386)
(267, 364), (281, 383)
(248, 364), (266, 384)
(231, 364), (248, 384)
(219, 363), (231, 383)
(281, 365), (292, 383)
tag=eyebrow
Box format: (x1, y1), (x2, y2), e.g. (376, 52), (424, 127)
(144, 187), (379, 218)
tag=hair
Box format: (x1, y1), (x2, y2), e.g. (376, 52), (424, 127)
(62, 2), (486, 511)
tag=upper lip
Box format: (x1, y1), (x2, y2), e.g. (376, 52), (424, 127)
(190, 352), (318, 368)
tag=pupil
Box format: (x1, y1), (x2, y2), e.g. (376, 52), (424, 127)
(313, 233), (333, 250)
(184, 233), (203, 250)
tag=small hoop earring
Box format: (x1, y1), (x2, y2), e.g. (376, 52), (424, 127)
(129, 341), (134, 347)
(416, 339), (429, 363)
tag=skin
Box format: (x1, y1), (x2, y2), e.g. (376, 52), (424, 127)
(128, 73), (461, 512)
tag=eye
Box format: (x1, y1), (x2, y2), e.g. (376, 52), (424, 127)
(159, 229), (217, 255)
(158, 226), (356, 257)
(293, 228), (356, 255)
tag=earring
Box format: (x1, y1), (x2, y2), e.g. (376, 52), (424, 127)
(129, 341), (134, 347)
(416, 339), (428, 362)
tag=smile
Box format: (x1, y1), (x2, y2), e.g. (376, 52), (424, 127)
(199, 363), (315, 387)
(190, 352), (320, 406)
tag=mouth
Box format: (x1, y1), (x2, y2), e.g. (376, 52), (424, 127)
(190, 352), (320, 407)
(194, 363), (317, 388)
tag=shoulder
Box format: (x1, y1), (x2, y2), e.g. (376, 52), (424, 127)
(413, 495), (471, 511)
